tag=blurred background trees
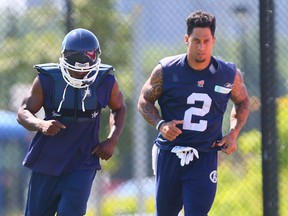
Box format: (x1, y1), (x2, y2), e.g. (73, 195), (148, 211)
(0, 0), (287, 215)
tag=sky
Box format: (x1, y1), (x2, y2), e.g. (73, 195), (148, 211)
(0, 0), (27, 12)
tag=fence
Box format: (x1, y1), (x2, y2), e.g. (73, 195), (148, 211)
(0, 0), (287, 215)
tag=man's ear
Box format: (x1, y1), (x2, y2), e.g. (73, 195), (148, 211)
(213, 36), (216, 43)
(184, 34), (189, 44)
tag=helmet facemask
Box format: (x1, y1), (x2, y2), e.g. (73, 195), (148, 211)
(59, 54), (101, 89)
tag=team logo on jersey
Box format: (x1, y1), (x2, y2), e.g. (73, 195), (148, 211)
(224, 83), (233, 88)
(197, 80), (205, 87)
(91, 111), (99, 118)
(210, 170), (217, 183)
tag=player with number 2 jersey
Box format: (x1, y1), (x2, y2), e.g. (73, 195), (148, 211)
(138, 11), (249, 216)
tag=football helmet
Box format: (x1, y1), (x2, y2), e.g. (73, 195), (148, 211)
(59, 28), (101, 88)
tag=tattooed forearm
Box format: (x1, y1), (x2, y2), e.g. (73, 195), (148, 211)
(145, 68), (162, 102)
(138, 64), (164, 127)
(230, 68), (250, 137)
(231, 99), (250, 135)
(139, 102), (162, 126)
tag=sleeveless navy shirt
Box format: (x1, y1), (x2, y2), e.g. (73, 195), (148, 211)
(23, 64), (115, 176)
(155, 54), (236, 152)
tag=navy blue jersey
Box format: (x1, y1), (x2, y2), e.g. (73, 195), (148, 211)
(155, 54), (236, 152)
(23, 65), (115, 176)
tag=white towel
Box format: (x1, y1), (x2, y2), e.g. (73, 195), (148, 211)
(152, 144), (159, 175)
(171, 146), (199, 166)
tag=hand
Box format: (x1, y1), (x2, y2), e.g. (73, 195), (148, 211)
(40, 120), (66, 136)
(159, 120), (183, 141)
(91, 139), (116, 160)
(213, 133), (237, 155)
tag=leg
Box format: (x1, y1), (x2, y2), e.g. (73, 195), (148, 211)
(57, 169), (97, 216)
(182, 152), (218, 216)
(156, 150), (183, 216)
(25, 172), (60, 216)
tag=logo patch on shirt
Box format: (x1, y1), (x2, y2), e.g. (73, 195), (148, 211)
(224, 83), (233, 88)
(210, 170), (217, 183)
(214, 83), (233, 94)
(197, 80), (205, 87)
(91, 111), (99, 118)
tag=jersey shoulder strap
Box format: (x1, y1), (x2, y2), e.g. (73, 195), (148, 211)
(33, 63), (60, 74)
(94, 63), (115, 88)
(33, 62), (114, 89)
(33, 63), (114, 75)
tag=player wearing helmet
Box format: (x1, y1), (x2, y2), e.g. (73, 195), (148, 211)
(17, 28), (126, 216)
(59, 28), (101, 89)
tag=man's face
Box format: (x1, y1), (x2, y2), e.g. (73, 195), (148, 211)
(185, 27), (216, 66)
(69, 70), (88, 79)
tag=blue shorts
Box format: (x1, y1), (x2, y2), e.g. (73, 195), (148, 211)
(156, 149), (218, 216)
(25, 169), (97, 216)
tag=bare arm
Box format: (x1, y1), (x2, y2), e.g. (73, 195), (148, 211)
(138, 64), (183, 141)
(17, 77), (44, 131)
(138, 63), (163, 127)
(229, 69), (250, 138)
(92, 79), (127, 160)
(107, 80), (127, 144)
(17, 76), (66, 135)
(218, 68), (250, 154)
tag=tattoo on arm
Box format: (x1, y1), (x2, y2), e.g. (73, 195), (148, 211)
(230, 69), (250, 136)
(138, 65), (163, 127)
(234, 100), (250, 130)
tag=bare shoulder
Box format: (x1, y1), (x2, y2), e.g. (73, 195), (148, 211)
(109, 78), (125, 110)
(32, 76), (42, 90)
(150, 64), (163, 86)
(25, 76), (43, 99)
(231, 68), (249, 104)
(19, 76), (44, 114)
(232, 68), (244, 89)
(140, 64), (163, 103)
(111, 78), (121, 95)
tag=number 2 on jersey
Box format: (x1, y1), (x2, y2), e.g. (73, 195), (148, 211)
(182, 93), (212, 131)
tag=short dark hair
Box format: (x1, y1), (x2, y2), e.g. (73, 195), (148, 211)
(186, 11), (216, 36)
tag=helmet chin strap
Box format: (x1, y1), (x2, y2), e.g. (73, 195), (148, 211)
(57, 84), (69, 113)
(57, 84), (89, 113)
(81, 87), (90, 112)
